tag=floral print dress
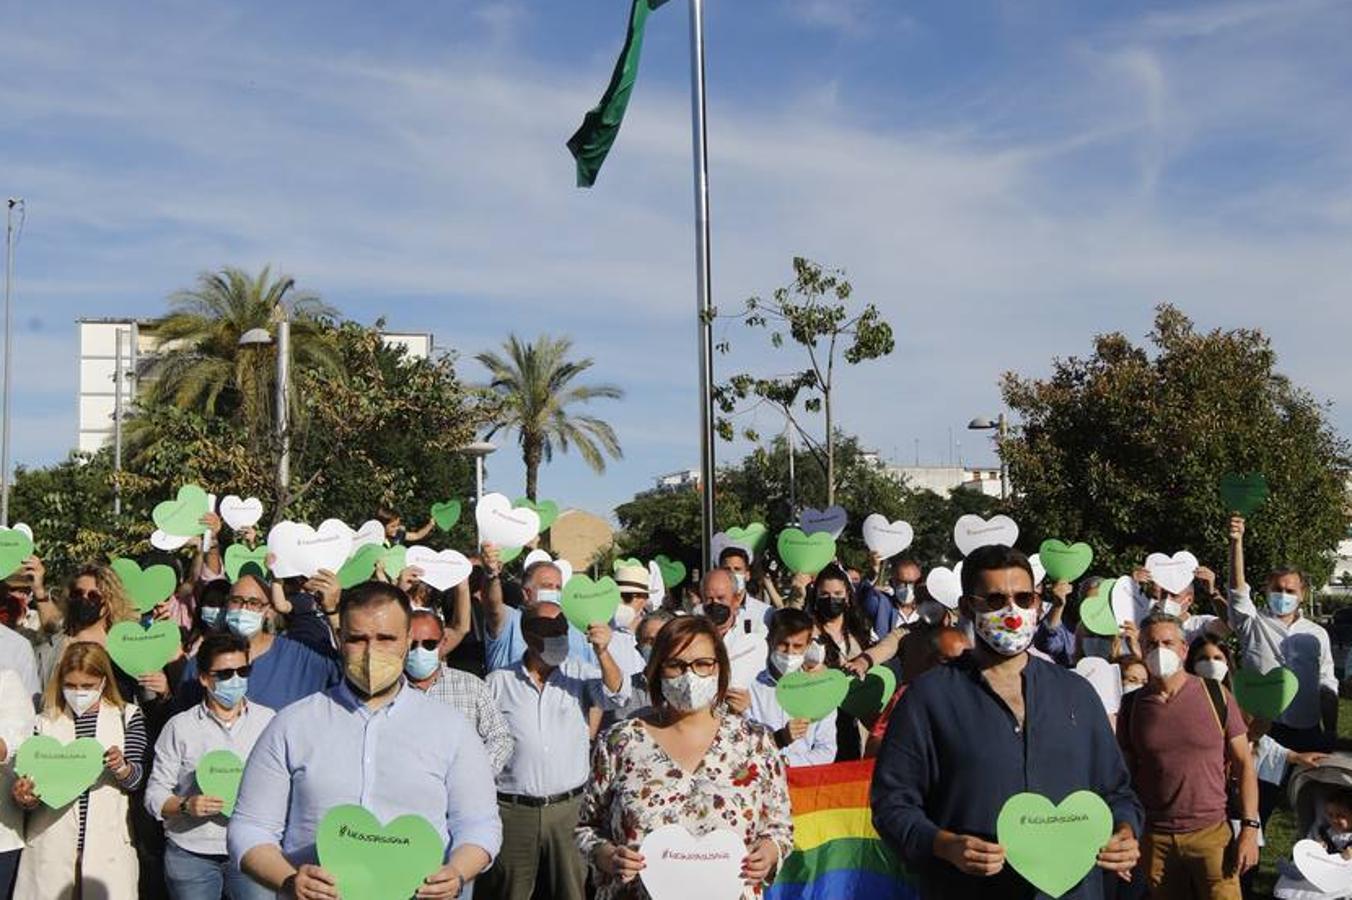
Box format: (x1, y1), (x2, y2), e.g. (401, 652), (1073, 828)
(575, 713), (795, 900)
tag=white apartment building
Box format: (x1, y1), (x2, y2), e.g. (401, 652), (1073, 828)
(886, 464), (1004, 498)
(77, 318), (433, 453)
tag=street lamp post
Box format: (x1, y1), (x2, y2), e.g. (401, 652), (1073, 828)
(461, 441), (498, 502)
(967, 413), (1009, 500)
(239, 309), (291, 514)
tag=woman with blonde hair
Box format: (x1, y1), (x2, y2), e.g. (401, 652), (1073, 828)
(37, 565), (138, 686)
(12, 642), (147, 899)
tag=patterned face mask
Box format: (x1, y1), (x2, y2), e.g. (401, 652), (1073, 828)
(972, 605), (1037, 657)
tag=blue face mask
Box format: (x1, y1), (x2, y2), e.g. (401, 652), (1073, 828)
(1267, 591), (1300, 616)
(404, 646), (440, 680)
(225, 609), (264, 639)
(209, 675), (248, 709)
(200, 606), (223, 629)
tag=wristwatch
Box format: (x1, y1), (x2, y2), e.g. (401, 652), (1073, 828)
(1240, 817), (1261, 830)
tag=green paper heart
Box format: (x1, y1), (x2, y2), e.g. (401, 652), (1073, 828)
(499, 545), (523, 565)
(561, 575), (621, 632)
(997, 790), (1112, 898)
(15, 736), (105, 809)
(776, 528), (836, 575)
(106, 620), (180, 676)
(0, 526), (33, 579)
(153, 484), (211, 538)
(775, 669), (851, 721)
(612, 557), (643, 573)
(1221, 472), (1269, 516)
(381, 544), (409, 578)
(513, 498), (559, 532)
(655, 555), (687, 589)
(195, 749), (245, 816)
(317, 804), (444, 900)
(224, 544), (270, 582)
(338, 544), (384, 589)
(110, 558), (177, 613)
(430, 500), (462, 531)
(1039, 540), (1094, 583)
(1232, 665), (1299, 719)
(726, 523), (769, 554)
(839, 665), (898, 720)
(1079, 581), (1119, 638)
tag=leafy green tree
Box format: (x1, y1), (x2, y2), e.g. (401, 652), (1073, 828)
(1001, 305), (1350, 583)
(713, 257), (894, 506)
(476, 334), (624, 500)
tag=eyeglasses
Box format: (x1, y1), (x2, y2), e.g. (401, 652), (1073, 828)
(966, 591), (1040, 613)
(410, 639), (441, 652)
(659, 657), (719, 678)
(69, 589), (103, 603)
(209, 665), (252, 680)
(226, 596), (269, 612)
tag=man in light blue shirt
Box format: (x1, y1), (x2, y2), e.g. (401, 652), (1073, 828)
(228, 581), (501, 900)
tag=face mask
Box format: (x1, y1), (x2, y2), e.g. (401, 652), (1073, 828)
(803, 639), (826, 667)
(614, 602), (638, 632)
(345, 650), (404, 696)
(1194, 659), (1228, 682)
(662, 671), (719, 712)
(731, 573), (747, 596)
(1159, 599), (1182, 618)
(200, 606), (223, 629)
(1079, 636), (1115, 660)
(63, 685), (103, 716)
(534, 588), (562, 608)
(814, 596), (847, 620)
(1267, 591), (1300, 616)
(1122, 682), (1143, 695)
(973, 605), (1037, 657)
(701, 602), (732, 627)
(404, 646), (440, 680)
(538, 635), (570, 667)
(638, 644), (653, 663)
(1145, 647), (1182, 680)
(891, 583), (913, 605)
(770, 650), (805, 676)
(209, 675), (248, 709)
(225, 609), (264, 639)
(68, 596), (104, 629)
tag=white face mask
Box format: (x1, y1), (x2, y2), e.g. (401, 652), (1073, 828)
(803, 639), (826, 667)
(1122, 682), (1143, 695)
(770, 650), (805, 676)
(534, 588), (563, 608)
(1159, 599), (1182, 618)
(731, 572), (747, 596)
(613, 602), (638, 632)
(538, 635), (570, 667)
(63, 683), (103, 716)
(1194, 659), (1228, 682)
(662, 671), (719, 712)
(1145, 647), (1182, 680)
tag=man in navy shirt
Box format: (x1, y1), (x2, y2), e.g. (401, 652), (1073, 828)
(871, 544), (1142, 898)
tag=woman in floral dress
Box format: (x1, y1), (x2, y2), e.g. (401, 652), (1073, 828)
(576, 615), (794, 899)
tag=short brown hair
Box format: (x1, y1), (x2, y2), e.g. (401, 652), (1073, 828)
(44, 641), (125, 717)
(646, 616), (730, 709)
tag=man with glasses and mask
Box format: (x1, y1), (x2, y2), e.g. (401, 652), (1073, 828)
(147, 632), (275, 900)
(872, 544), (1142, 898)
(177, 573), (339, 712)
(482, 598), (627, 900)
(858, 556), (923, 639)
(230, 581), (501, 900)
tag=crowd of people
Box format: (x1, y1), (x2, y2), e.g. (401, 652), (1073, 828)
(0, 505), (1346, 899)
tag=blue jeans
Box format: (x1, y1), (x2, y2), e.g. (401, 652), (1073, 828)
(163, 842), (272, 900)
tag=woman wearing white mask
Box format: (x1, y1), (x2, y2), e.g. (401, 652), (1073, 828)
(576, 616), (793, 899)
(12, 642), (147, 900)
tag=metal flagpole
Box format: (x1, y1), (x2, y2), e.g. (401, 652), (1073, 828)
(1, 199), (21, 527)
(689, 0), (716, 573)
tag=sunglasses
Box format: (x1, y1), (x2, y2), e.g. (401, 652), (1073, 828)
(966, 591), (1040, 612)
(69, 589), (103, 603)
(410, 639), (441, 652)
(209, 665), (253, 680)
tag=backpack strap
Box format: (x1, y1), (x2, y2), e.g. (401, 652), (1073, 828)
(1201, 677), (1228, 737)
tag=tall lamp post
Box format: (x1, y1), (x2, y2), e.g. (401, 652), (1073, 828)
(239, 309), (291, 514)
(461, 441), (497, 502)
(967, 413), (1009, 500)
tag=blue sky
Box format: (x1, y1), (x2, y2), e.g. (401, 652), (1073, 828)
(2, 0), (1351, 521)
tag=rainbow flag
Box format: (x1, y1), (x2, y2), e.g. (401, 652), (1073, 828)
(766, 759), (919, 900)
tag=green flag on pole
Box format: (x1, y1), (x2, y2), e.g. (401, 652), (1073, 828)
(567, 0), (669, 188)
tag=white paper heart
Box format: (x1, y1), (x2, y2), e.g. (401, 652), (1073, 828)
(1029, 553), (1046, 587)
(639, 825), (747, 900)
(1106, 575), (1147, 626)
(1293, 838), (1352, 894)
(953, 514), (1019, 557)
(1074, 656), (1123, 715)
(12, 522), (32, 542)
(150, 529), (192, 551)
(710, 532), (753, 565)
(350, 519), (387, 551)
(1144, 551), (1199, 596)
(267, 520), (354, 579)
(203, 493), (217, 554)
(219, 495), (264, 531)
(861, 514), (914, 560)
(475, 493), (540, 548)
(926, 566), (962, 609)
(404, 546), (472, 592)
(647, 560), (667, 607)
(799, 506), (848, 539)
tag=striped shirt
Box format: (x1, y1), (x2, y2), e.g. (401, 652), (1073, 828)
(73, 704), (146, 852)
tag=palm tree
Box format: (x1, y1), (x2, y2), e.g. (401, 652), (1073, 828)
(476, 335), (624, 500)
(136, 266), (342, 444)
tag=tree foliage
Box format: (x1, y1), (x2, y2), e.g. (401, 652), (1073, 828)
(713, 257), (894, 505)
(1001, 305), (1350, 583)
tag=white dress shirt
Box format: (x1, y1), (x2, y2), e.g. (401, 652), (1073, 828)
(145, 700), (276, 856)
(0, 668), (35, 853)
(723, 624), (769, 690)
(1228, 586), (1337, 730)
(486, 659), (627, 798)
(739, 596), (773, 633)
(746, 669), (837, 767)
(0, 625), (39, 702)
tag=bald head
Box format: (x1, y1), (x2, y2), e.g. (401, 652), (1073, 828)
(701, 569), (736, 606)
